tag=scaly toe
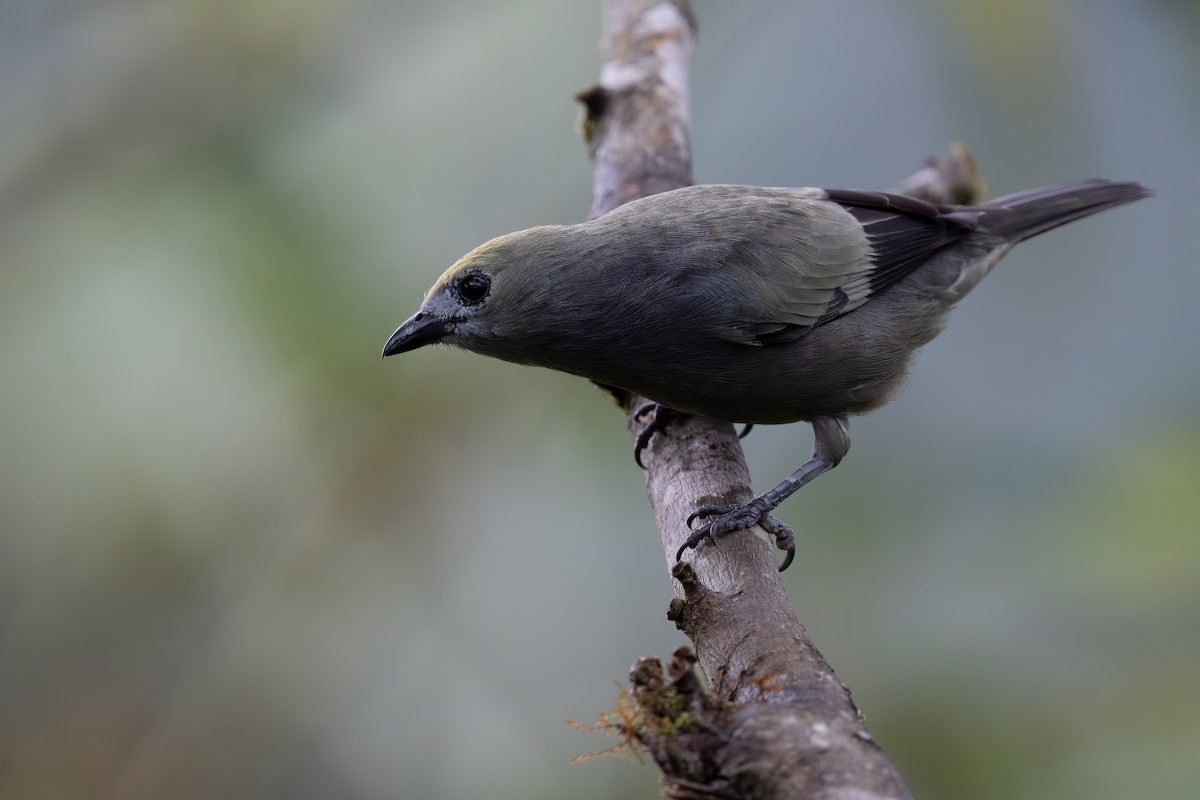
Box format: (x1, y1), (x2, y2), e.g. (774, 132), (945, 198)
(755, 514), (797, 572)
(677, 500), (774, 562)
(685, 503), (739, 528)
(678, 502), (797, 570)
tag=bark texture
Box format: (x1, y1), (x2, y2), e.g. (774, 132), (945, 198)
(577, 2), (981, 797)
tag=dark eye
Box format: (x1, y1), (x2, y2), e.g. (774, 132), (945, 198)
(455, 272), (491, 305)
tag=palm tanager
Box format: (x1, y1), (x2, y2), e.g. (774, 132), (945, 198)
(383, 180), (1151, 570)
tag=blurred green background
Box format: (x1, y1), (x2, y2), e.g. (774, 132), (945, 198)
(1, 1), (1197, 798)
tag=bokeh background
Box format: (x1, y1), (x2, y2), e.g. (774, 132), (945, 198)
(2, 0), (1197, 798)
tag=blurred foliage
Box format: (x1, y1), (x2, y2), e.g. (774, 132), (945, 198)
(1, 1), (1197, 799)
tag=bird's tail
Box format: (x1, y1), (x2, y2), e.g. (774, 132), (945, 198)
(978, 179), (1152, 242)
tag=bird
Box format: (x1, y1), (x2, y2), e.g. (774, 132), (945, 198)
(382, 179), (1151, 571)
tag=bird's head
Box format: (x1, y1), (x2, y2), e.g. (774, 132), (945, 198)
(381, 226), (570, 359)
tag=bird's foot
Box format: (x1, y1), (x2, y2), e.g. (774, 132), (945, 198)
(679, 500), (796, 572)
(634, 404), (751, 467)
(632, 402), (680, 468)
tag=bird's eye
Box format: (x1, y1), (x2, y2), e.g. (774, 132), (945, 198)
(455, 272), (491, 305)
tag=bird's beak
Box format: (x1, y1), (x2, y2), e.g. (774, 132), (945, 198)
(381, 311), (450, 358)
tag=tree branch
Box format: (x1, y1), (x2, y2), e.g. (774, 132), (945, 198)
(577, 2), (981, 796)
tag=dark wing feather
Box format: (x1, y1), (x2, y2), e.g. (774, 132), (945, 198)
(824, 189), (980, 300)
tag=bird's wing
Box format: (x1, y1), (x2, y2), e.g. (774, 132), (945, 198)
(719, 189), (980, 346)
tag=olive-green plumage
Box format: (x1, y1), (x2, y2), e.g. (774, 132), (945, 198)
(383, 179), (1150, 569)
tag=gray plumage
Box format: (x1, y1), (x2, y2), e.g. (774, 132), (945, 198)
(383, 179), (1151, 569)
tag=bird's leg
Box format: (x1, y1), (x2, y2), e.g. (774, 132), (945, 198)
(632, 402), (681, 468)
(679, 415), (850, 572)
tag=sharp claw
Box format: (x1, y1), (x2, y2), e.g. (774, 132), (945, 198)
(676, 529), (702, 561)
(756, 513), (796, 572)
(631, 404), (681, 469)
(675, 521), (720, 562)
(632, 402), (657, 468)
(634, 427), (655, 469)
(632, 405), (659, 468)
(778, 545), (795, 572)
(738, 423), (754, 439)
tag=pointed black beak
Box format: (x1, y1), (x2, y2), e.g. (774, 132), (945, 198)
(381, 312), (450, 358)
